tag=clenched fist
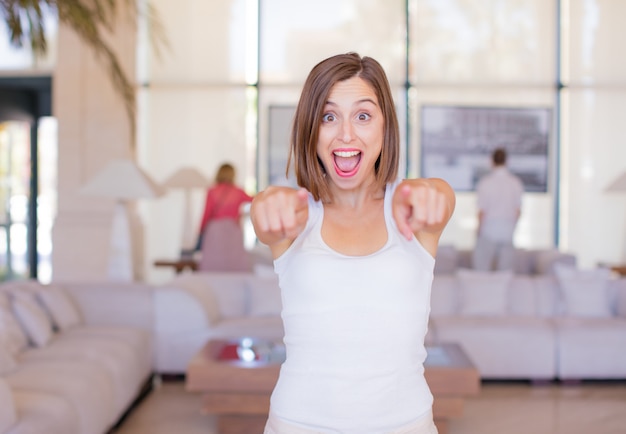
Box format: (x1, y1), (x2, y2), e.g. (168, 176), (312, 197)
(251, 186), (310, 250)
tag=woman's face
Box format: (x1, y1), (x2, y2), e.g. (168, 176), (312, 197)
(316, 76), (384, 191)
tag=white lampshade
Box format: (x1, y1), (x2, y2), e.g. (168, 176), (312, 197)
(81, 159), (165, 199)
(163, 167), (210, 189)
(606, 171), (626, 192)
(162, 167), (211, 252)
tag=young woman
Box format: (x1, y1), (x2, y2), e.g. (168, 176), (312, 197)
(251, 53), (456, 434)
(197, 162), (253, 271)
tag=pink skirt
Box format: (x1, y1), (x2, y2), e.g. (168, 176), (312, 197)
(264, 410), (438, 434)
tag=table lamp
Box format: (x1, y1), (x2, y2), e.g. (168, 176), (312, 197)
(81, 159), (164, 281)
(162, 167), (211, 255)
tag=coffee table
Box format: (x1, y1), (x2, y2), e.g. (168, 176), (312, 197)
(186, 339), (479, 434)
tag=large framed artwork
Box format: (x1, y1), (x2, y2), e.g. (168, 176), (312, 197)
(420, 105), (552, 192)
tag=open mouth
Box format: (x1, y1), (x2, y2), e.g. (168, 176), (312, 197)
(333, 150), (361, 177)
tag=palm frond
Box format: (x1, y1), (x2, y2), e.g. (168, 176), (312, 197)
(0, 0), (168, 149)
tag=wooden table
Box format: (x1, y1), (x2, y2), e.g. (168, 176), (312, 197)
(153, 258), (198, 274)
(186, 340), (480, 434)
(424, 343), (481, 434)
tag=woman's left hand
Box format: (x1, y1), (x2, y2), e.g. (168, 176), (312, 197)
(392, 179), (455, 241)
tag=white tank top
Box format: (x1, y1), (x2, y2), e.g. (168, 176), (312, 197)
(271, 179), (435, 433)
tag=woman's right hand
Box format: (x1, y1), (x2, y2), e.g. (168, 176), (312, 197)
(251, 186), (309, 255)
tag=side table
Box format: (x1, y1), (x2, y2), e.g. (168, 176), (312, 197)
(153, 258), (198, 274)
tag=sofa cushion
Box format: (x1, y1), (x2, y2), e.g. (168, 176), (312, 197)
(11, 296), (54, 347)
(0, 293), (29, 356)
(434, 245), (458, 274)
(512, 249), (535, 275)
(508, 276), (537, 316)
(247, 276), (282, 317)
(457, 269), (513, 316)
(6, 360), (114, 434)
(430, 275), (459, 317)
(534, 249), (577, 275)
(555, 265), (612, 318)
(35, 285), (82, 331)
(554, 317), (626, 379)
(11, 389), (79, 434)
(19, 332), (150, 418)
(0, 378), (17, 432)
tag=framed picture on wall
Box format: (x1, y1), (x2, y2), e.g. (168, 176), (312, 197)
(420, 105), (552, 192)
(268, 105), (297, 187)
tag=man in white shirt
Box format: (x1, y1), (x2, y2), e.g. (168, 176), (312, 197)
(473, 148), (524, 271)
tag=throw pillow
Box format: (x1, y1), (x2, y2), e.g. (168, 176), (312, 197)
(0, 293), (29, 356)
(35, 285), (82, 331)
(247, 277), (282, 317)
(11, 296), (54, 347)
(457, 269), (513, 316)
(170, 275), (222, 325)
(434, 245), (459, 274)
(554, 264), (612, 318)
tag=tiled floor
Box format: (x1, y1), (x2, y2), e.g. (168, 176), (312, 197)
(114, 379), (626, 434)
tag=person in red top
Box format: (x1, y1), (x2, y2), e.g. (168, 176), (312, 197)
(196, 163), (254, 271)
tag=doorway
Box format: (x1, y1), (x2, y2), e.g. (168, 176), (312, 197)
(0, 77), (55, 283)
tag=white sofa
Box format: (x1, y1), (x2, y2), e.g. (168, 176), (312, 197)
(151, 263), (626, 382)
(0, 280), (154, 434)
(429, 267), (626, 381)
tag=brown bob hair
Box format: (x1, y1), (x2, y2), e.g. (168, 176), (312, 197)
(215, 163), (236, 184)
(287, 52), (400, 202)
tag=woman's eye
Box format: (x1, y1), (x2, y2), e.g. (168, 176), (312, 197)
(357, 113), (371, 121)
(322, 113), (335, 123)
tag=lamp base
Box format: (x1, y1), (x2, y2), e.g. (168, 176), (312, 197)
(108, 201), (133, 281)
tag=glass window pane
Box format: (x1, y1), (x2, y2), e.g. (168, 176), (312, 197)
(560, 88), (626, 267)
(260, 0), (406, 85)
(0, 8), (57, 71)
(566, 0), (626, 84)
(410, 0), (556, 84)
(147, 0), (252, 83)
(0, 122), (31, 281)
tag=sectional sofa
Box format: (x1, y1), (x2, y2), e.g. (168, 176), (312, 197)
(154, 265), (626, 381)
(0, 280), (154, 434)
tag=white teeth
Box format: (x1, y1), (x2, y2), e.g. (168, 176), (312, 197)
(333, 150), (360, 157)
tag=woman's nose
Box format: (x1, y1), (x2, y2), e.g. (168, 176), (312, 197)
(339, 120), (354, 143)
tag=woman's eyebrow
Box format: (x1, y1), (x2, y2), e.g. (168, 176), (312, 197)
(324, 98), (378, 107)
